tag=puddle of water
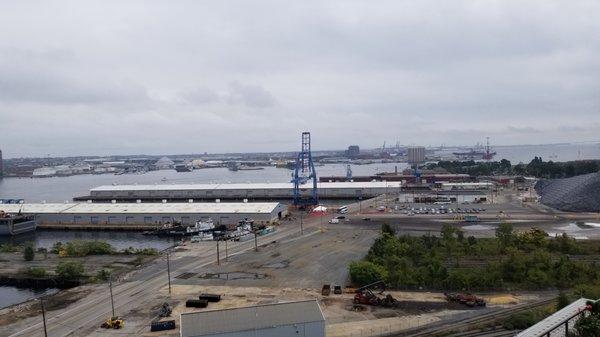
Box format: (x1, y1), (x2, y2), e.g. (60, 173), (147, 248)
(262, 261), (289, 269)
(199, 272), (267, 280)
(462, 225), (495, 231)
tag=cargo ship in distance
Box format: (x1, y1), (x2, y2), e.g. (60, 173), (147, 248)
(453, 137), (496, 160)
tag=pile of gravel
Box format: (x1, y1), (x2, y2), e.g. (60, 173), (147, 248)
(535, 172), (600, 212)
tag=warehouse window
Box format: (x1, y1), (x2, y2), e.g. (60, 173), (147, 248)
(73, 216), (82, 224)
(126, 216), (135, 224)
(90, 216), (99, 224)
(144, 216), (153, 224)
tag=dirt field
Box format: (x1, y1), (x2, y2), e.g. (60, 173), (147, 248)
(170, 227), (378, 289)
(129, 283), (540, 337)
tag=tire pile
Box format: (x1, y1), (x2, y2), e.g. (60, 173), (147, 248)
(535, 172), (600, 212)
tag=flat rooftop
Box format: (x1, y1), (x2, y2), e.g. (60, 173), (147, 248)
(0, 202), (282, 214)
(90, 181), (402, 192)
(180, 300), (324, 337)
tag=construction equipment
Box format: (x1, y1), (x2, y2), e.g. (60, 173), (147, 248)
(158, 302), (172, 317)
(322, 284), (331, 296)
(353, 280), (399, 307)
(333, 285), (342, 295)
(101, 316), (124, 329)
(445, 292), (486, 307)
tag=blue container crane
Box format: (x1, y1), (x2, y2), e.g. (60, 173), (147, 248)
(292, 132), (318, 206)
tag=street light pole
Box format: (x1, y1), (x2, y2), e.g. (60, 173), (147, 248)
(166, 252), (172, 295)
(109, 277), (115, 317)
(225, 239), (228, 262)
(300, 212), (303, 235)
(40, 297), (48, 337)
(253, 225), (258, 252)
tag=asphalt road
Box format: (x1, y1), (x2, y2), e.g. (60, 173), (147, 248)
(2, 208), (338, 337)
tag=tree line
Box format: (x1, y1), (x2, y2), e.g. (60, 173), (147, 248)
(425, 157), (600, 178)
(349, 224), (600, 292)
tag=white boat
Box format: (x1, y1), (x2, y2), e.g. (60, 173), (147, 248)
(228, 223), (252, 240)
(191, 232), (214, 242)
(186, 219), (215, 235)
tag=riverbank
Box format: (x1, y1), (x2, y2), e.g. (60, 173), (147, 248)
(0, 239), (169, 310)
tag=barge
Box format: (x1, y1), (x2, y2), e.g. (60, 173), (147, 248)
(0, 211), (37, 235)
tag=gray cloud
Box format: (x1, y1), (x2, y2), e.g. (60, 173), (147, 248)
(0, 0), (599, 157)
(178, 82), (277, 108)
(225, 81), (277, 108)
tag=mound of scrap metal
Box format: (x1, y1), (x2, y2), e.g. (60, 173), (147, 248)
(535, 172), (600, 212)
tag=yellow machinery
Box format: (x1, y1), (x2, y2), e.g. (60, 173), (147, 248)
(101, 316), (124, 329)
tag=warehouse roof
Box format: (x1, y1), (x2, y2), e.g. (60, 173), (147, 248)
(90, 181), (401, 192)
(180, 300), (324, 337)
(0, 202), (282, 214)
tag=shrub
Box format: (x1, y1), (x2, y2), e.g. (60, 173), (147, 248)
(575, 314), (600, 337)
(349, 261), (387, 286)
(0, 243), (21, 253)
(96, 269), (111, 281)
(56, 261), (84, 280)
(121, 247), (160, 256)
(503, 311), (540, 330)
(60, 241), (115, 257)
(23, 244), (35, 261)
(556, 291), (570, 311)
(26, 267), (47, 278)
(51, 242), (63, 254)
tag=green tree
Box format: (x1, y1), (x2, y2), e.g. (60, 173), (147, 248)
(96, 269), (111, 281)
(56, 261), (84, 280)
(556, 291), (570, 311)
(23, 244), (35, 261)
(495, 223), (515, 252)
(381, 223), (395, 236)
(348, 261), (387, 286)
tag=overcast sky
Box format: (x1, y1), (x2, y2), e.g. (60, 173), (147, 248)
(1, 1), (599, 158)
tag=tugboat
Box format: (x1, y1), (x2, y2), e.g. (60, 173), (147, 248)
(143, 219), (214, 237)
(190, 232), (214, 242)
(183, 219), (215, 236)
(0, 211), (37, 235)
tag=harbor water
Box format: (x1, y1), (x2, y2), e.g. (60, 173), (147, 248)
(0, 286), (59, 310)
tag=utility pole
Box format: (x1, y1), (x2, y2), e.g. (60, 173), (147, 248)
(166, 252), (172, 295)
(253, 225), (258, 252)
(109, 277), (115, 317)
(320, 210), (323, 228)
(216, 239), (220, 265)
(225, 239), (228, 262)
(300, 212), (303, 235)
(40, 297), (48, 337)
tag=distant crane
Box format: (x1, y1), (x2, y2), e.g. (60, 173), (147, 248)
(292, 132), (318, 206)
(346, 164), (353, 181)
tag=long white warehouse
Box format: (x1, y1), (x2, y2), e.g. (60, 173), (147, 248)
(81, 181), (402, 201)
(0, 202), (287, 227)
